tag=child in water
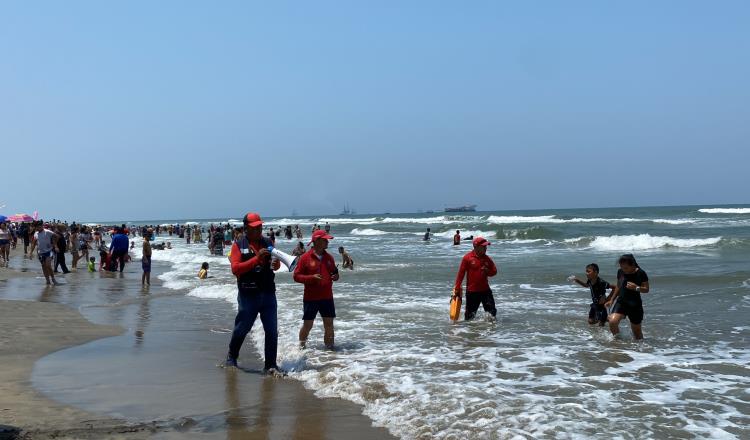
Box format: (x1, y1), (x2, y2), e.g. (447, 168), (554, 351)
(570, 263), (614, 326)
(198, 262), (209, 279)
(87, 257), (96, 272)
(338, 246), (354, 270)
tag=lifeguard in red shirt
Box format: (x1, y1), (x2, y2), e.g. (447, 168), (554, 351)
(293, 229), (340, 349)
(453, 237), (498, 321)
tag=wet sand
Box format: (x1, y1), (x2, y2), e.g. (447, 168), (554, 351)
(0, 244), (393, 439)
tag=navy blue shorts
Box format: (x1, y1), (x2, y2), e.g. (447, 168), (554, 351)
(303, 299), (336, 320)
(141, 257), (151, 273)
(38, 251), (51, 264)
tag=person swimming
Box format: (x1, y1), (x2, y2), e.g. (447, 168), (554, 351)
(198, 262), (209, 279)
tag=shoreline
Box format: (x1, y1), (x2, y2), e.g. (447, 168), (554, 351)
(0, 244), (393, 439)
(0, 298), (161, 439)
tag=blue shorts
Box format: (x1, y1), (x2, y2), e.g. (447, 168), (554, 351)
(38, 251), (51, 264)
(0, 239), (9, 246)
(141, 257), (151, 273)
(303, 299), (336, 320)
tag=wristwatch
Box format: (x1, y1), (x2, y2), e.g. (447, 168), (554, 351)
(635, 286), (640, 292)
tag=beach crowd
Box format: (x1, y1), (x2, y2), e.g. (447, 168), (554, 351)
(1, 212), (650, 377)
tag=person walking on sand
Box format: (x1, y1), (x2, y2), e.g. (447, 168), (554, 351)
(294, 230), (339, 349)
(53, 224), (70, 274)
(69, 226), (82, 270)
(453, 237), (498, 321)
(109, 227), (130, 272)
(605, 254), (650, 340)
(28, 222), (59, 285)
(225, 212), (284, 376)
(0, 222), (11, 267)
(142, 229), (152, 286)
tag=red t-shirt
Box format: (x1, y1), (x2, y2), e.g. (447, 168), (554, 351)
(293, 249), (337, 301)
(454, 251), (498, 293)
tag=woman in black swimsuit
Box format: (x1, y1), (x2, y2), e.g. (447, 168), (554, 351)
(605, 254), (650, 340)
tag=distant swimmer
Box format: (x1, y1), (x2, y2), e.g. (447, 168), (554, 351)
(605, 254), (649, 340)
(453, 237), (498, 321)
(198, 262), (209, 279)
(294, 230), (339, 349)
(463, 235), (474, 241)
(338, 246), (354, 270)
(453, 230), (461, 245)
(569, 263), (614, 326)
(423, 228), (431, 241)
(324, 222), (331, 233)
(225, 212), (283, 376)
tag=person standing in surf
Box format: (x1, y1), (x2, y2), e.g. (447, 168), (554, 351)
(453, 237), (498, 320)
(453, 230), (461, 246)
(142, 229), (152, 286)
(570, 263), (614, 326)
(605, 254), (650, 340)
(225, 212), (284, 375)
(294, 229), (339, 349)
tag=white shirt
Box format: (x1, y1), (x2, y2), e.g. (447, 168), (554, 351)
(34, 229), (56, 254)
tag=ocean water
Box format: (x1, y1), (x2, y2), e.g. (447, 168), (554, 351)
(130, 205), (750, 439)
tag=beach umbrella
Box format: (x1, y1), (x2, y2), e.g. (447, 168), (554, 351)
(8, 214), (34, 222)
(0, 215), (6, 223)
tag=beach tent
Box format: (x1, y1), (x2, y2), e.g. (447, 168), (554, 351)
(8, 214), (34, 222)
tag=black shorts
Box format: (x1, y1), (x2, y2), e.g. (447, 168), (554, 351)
(303, 299), (336, 320)
(38, 251), (51, 264)
(611, 301), (644, 325)
(588, 303), (608, 323)
(465, 290), (497, 320)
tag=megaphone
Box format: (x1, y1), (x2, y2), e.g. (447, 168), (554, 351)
(268, 246), (299, 272)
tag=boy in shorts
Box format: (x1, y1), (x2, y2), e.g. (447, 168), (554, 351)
(570, 263), (614, 326)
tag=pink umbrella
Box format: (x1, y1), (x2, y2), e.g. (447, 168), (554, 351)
(8, 214), (34, 222)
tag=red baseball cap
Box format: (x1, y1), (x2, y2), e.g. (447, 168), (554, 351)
(309, 229), (334, 245)
(243, 212), (263, 227)
(473, 236), (491, 247)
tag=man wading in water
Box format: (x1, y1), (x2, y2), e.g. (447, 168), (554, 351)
(225, 212), (285, 376)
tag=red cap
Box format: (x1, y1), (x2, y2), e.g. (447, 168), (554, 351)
(243, 212), (263, 227)
(309, 229), (334, 245)
(473, 236), (491, 247)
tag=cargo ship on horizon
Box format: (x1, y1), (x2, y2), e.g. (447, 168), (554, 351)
(444, 204), (477, 213)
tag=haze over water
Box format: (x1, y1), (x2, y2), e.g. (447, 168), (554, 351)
(36, 205), (750, 439)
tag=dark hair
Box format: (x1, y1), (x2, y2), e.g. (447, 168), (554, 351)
(201, 262), (209, 269)
(586, 263), (600, 272)
(618, 254), (640, 269)
(338, 246), (344, 252)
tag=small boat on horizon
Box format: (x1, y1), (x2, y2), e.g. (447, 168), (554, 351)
(340, 203), (356, 216)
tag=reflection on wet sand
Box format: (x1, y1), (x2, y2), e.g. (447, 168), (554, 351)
(134, 289), (151, 347)
(225, 370), (270, 440)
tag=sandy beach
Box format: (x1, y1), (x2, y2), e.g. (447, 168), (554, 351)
(0, 245), (393, 439)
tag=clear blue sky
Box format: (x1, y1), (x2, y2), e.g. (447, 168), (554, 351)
(2, 1), (749, 221)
